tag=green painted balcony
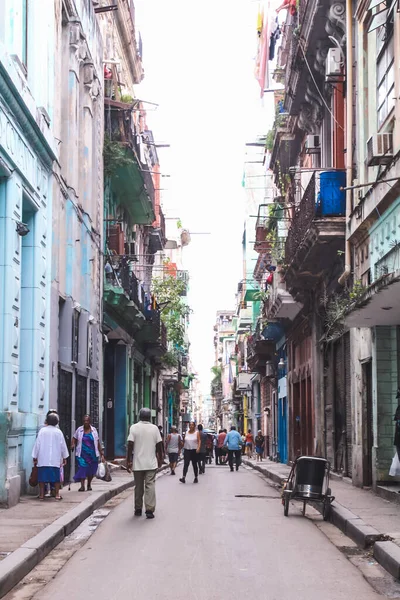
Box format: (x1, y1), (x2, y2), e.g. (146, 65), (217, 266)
(104, 98), (155, 225)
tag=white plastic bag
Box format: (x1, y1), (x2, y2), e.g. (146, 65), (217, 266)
(389, 452), (400, 477)
(96, 462), (106, 479)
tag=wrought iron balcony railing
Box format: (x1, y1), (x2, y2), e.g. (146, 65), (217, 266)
(285, 173), (316, 266)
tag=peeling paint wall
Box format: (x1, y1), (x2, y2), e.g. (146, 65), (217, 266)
(49, 0), (104, 460)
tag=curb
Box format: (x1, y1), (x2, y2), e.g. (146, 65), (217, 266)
(242, 459), (396, 571)
(0, 464), (169, 599)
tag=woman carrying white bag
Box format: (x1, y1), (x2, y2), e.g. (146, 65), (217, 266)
(389, 400), (400, 479)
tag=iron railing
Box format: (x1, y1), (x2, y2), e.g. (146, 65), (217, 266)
(285, 172), (316, 265)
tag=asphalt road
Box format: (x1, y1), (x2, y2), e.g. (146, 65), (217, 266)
(32, 463), (384, 600)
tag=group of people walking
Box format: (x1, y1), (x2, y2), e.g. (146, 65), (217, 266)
(32, 410), (104, 500)
(31, 406), (266, 522)
(215, 428), (265, 463)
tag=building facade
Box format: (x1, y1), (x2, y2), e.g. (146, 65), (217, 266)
(49, 0), (104, 484)
(344, 0), (400, 487)
(0, 0), (56, 506)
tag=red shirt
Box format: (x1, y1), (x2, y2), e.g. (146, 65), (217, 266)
(217, 432), (227, 448)
(246, 433), (254, 444)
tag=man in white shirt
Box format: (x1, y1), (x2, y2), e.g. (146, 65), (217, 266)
(126, 408), (163, 519)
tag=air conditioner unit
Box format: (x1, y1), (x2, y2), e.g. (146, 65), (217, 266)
(305, 134), (320, 154)
(325, 48), (342, 79)
(367, 133), (393, 166)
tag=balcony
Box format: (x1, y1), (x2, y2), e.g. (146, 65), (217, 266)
(237, 307), (252, 331)
(104, 99), (155, 225)
(247, 323), (283, 374)
(149, 205), (166, 253)
(136, 310), (168, 358)
(255, 204), (274, 255)
(266, 275), (303, 321)
(284, 172), (346, 297)
(104, 256), (146, 332)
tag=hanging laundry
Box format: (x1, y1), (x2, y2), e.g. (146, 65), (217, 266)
(269, 20), (281, 61)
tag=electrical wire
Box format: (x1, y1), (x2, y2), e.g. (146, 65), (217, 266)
(298, 43), (345, 131)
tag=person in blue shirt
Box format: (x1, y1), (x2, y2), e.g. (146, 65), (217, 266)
(224, 426), (243, 472)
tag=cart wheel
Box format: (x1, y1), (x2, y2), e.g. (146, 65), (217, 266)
(323, 498), (331, 521)
(284, 494), (290, 517)
(302, 500), (307, 516)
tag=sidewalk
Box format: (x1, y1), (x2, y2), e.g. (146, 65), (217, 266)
(243, 457), (400, 579)
(0, 464), (167, 598)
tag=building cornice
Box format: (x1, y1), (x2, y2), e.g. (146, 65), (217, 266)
(0, 62), (57, 169)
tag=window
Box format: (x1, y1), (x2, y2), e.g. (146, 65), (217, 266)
(8, 0), (28, 68)
(72, 310), (80, 364)
(377, 35), (394, 128)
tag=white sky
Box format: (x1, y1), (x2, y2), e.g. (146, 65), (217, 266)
(135, 0), (272, 395)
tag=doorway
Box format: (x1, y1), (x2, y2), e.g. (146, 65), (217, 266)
(362, 360), (373, 486)
(278, 397), (288, 464)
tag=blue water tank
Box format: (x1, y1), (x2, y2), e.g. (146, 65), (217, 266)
(319, 170), (346, 216)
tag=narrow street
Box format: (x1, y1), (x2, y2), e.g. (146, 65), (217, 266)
(30, 466), (383, 600)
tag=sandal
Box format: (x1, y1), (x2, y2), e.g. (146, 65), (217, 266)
(38, 496), (44, 501)
(87, 486), (92, 491)
(78, 487), (85, 492)
(55, 495), (62, 501)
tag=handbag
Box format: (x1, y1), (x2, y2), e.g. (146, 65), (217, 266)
(29, 465), (38, 487)
(389, 452), (400, 477)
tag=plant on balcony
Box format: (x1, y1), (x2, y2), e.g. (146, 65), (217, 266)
(152, 275), (192, 363)
(321, 280), (367, 342)
(210, 365), (223, 397)
(104, 135), (134, 178)
(120, 94), (134, 103)
(162, 350), (179, 368)
(266, 130), (275, 152)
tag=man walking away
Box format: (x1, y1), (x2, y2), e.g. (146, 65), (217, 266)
(165, 426), (182, 475)
(126, 408), (163, 519)
(225, 426), (243, 472)
(197, 424), (208, 474)
(216, 429), (227, 465)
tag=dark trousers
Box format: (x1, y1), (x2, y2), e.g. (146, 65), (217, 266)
(228, 450), (242, 470)
(183, 449), (198, 477)
(215, 447), (220, 464)
(198, 452), (206, 473)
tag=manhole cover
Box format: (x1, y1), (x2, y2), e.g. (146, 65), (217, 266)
(235, 494), (278, 499)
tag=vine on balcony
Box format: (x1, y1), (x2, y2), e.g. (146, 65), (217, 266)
(321, 280), (367, 343)
(103, 135), (134, 178)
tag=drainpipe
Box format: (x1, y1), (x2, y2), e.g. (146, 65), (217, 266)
(338, 0), (353, 286)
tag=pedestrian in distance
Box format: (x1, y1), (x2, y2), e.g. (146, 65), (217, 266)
(126, 407), (164, 519)
(241, 431), (246, 456)
(215, 429), (227, 465)
(205, 432), (214, 464)
(197, 424), (208, 474)
(32, 413), (69, 501)
(71, 414), (104, 492)
(180, 421), (201, 484)
(225, 426), (243, 471)
(245, 429), (254, 459)
(165, 425), (182, 475)
(158, 425), (167, 463)
(255, 430), (265, 462)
